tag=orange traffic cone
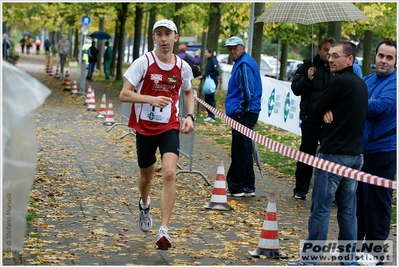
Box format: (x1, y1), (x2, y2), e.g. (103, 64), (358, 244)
(96, 94), (107, 118)
(64, 71), (71, 91)
(87, 89), (97, 111)
(204, 161), (233, 211)
(54, 66), (60, 78)
(85, 85), (92, 105)
(103, 100), (115, 126)
(248, 193), (283, 258)
(71, 80), (78, 94)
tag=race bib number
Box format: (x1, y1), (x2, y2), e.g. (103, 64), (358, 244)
(140, 103), (171, 123)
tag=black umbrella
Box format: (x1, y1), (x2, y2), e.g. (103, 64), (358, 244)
(20, 31), (33, 38)
(89, 31), (111, 40)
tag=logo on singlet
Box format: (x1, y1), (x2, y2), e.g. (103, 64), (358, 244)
(168, 77), (178, 83)
(151, 74), (162, 83)
(148, 112), (155, 120)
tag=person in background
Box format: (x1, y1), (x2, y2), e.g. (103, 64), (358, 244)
(44, 38), (51, 56)
(224, 36), (262, 197)
(119, 19), (195, 250)
(176, 44), (201, 65)
(35, 36), (41, 55)
(20, 36), (26, 54)
(290, 37), (336, 200)
(3, 34), (11, 60)
(350, 41), (363, 78)
(287, 41), (368, 266)
(26, 36), (33, 55)
(103, 40), (113, 81)
(198, 47), (220, 122)
(356, 40), (396, 264)
(57, 35), (70, 79)
(86, 40), (98, 81)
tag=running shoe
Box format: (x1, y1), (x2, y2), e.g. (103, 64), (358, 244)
(138, 197), (152, 232)
(244, 188), (256, 197)
(226, 187), (245, 197)
(293, 193), (306, 200)
(156, 227), (172, 250)
(204, 117), (215, 122)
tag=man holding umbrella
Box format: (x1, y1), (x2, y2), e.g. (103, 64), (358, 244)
(290, 37), (336, 200)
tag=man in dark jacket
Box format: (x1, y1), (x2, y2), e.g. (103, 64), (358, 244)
(290, 37), (335, 200)
(86, 41), (98, 81)
(288, 41), (368, 266)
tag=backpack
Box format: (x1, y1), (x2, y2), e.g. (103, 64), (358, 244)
(184, 56), (201, 78)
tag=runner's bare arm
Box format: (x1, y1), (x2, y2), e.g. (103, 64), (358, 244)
(119, 80), (172, 108)
(180, 89), (195, 134)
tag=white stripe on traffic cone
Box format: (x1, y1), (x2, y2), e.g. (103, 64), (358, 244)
(204, 161), (233, 211)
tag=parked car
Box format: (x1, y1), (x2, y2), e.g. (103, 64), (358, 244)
(286, 59), (303, 81)
(217, 54), (229, 64)
(260, 55), (280, 78)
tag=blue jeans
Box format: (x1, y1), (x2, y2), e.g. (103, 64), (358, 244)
(304, 153), (363, 265)
(87, 62), (95, 79)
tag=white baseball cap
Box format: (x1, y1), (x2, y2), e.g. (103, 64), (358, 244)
(152, 19), (178, 34)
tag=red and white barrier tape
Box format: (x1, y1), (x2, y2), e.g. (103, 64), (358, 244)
(195, 96), (396, 190)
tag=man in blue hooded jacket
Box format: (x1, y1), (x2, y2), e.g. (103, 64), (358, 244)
(224, 36), (262, 197)
(356, 40), (396, 263)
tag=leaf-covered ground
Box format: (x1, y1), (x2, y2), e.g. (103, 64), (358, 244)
(5, 53), (396, 266)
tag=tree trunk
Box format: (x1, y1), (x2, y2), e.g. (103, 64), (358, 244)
(147, 6), (156, 52)
(133, 5), (143, 61)
(252, 2), (265, 67)
(73, 29), (79, 60)
(173, 3), (183, 54)
(111, 20), (120, 77)
(96, 17), (105, 73)
(116, 3), (129, 81)
(362, 30), (373, 76)
(279, 43), (288, 81)
(206, 2), (221, 55)
(327, 21), (341, 41)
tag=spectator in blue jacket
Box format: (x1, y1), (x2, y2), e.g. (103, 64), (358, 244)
(224, 36), (262, 197)
(350, 41), (363, 78)
(198, 47), (220, 122)
(356, 39), (396, 264)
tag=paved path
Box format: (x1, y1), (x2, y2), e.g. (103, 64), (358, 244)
(3, 53), (396, 266)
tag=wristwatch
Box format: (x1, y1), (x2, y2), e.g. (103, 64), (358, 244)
(186, 114), (195, 121)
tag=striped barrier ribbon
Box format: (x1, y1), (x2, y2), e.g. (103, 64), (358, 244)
(195, 96), (396, 190)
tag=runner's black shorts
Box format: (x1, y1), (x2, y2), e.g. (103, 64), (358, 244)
(135, 129), (180, 169)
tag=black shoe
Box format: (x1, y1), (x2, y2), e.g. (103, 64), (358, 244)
(293, 193), (306, 200)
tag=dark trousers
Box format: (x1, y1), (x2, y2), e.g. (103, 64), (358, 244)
(357, 151), (396, 241)
(204, 92), (216, 119)
(87, 62), (95, 79)
(104, 60), (111, 80)
(226, 112), (259, 193)
(59, 53), (67, 77)
(294, 120), (322, 196)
